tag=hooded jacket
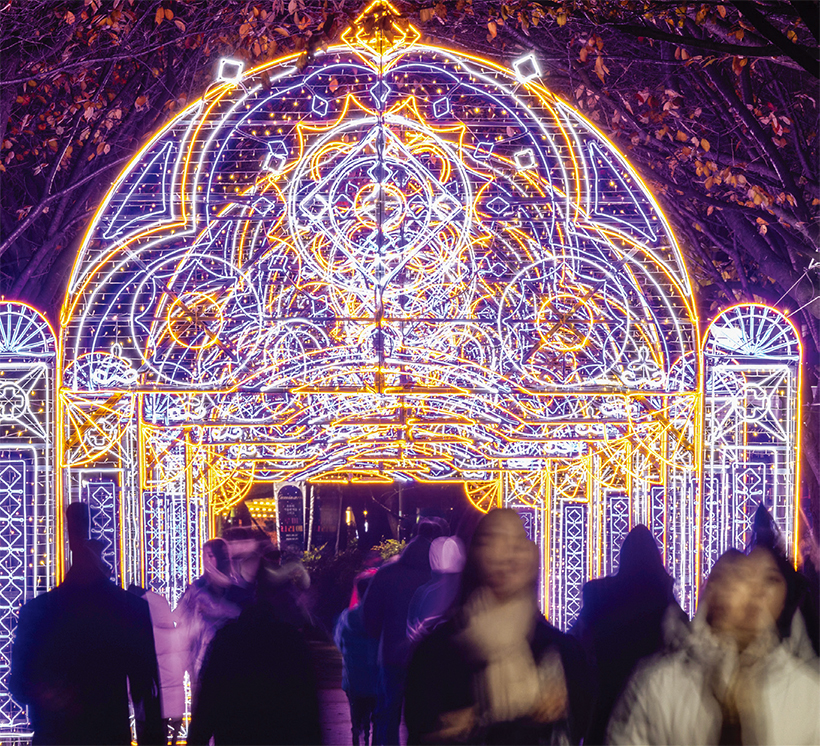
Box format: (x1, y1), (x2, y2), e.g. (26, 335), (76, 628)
(335, 604), (379, 696)
(607, 610), (820, 745)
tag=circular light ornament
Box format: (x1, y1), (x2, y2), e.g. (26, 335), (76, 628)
(167, 292), (225, 351)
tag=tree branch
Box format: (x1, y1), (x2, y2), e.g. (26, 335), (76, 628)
(0, 154), (130, 260)
(732, 0), (820, 77)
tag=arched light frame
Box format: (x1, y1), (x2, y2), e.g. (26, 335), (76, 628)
(52, 1), (799, 635)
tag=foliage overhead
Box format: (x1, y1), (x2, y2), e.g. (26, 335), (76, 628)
(1, 0), (818, 517)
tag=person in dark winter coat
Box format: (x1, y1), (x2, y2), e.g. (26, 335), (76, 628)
(10, 503), (163, 746)
(749, 503), (819, 656)
(407, 536), (466, 647)
(187, 548), (322, 746)
(362, 519), (444, 745)
(572, 524), (684, 745)
(335, 575), (380, 746)
(404, 509), (593, 745)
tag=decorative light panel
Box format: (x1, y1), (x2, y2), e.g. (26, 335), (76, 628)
(702, 304), (801, 573)
(0, 302), (56, 740)
(36, 0), (798, 643)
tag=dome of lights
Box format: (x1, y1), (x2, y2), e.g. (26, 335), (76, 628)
(54, 2), (796, 627)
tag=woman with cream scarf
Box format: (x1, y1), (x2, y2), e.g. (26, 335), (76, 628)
(404, 509), (593, 744)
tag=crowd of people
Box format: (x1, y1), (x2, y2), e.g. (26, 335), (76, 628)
(8, 501), (820, 745)
(10, 505), (318, 745)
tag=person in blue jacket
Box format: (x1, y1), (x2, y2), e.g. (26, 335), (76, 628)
(335, 575), (380, 746)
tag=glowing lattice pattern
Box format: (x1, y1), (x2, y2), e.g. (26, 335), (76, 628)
(702, 304), (801, 573)
(43, 2), (800, 636)
(0, 302), (57, 738)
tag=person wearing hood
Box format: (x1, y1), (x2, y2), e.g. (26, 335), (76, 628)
(174, 537), (243, 704)
(336, 575), (380, 746)
(572, 524), (685, 744)
(362, 518), (445, 745)
(608, 547), (820, 745)
(749, 503), (819, 656)
(407, 535), (466, 647)
(187, 547), (321, 746)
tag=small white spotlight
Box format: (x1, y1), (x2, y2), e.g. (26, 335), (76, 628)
(217, 58), (245, 84)
(512, 53), (541, 83)
(513, 148), (536, 171)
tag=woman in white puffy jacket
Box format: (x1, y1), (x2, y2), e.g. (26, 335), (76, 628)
(608, 547), (820, 746)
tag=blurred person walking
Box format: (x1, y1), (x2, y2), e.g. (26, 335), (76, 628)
(404, 509), (593, 745)
(175, 538), (242, 701)
(572, 524), (684, 744)
(407, 535), (466, 647)
(749, 503), (819, 657)
(128, 585), (187, 745)
(362, 518), (446, 745)
(608, 547), (820, 745)
(335, 575), (380, 746)
(263, 546), (313, 628)
(10, 503), (163, 745)
(187, 547), (322, 745)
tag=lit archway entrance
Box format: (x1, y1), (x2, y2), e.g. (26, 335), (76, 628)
(54, 2), (799, 632)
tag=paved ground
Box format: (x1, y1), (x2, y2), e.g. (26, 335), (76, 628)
(310, 638), (352, 745)
(310, 639), (408, 746)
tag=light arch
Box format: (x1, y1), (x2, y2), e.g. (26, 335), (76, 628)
(60, 1), (703, 623)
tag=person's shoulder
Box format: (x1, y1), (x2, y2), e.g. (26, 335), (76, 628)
(345, 604), (366, 629)
(633, 645), (694, 695)
(533, 615), (571, 645)
(580, 575), (618, 610)
(16, 589), (55, 623)
(770, 644), (820, 684)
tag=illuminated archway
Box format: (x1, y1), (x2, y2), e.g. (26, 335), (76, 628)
(53, 2), (795, 631)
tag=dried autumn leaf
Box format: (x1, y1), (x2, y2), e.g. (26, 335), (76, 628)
(154, 6), (164, 25)
(594, 54), (608, 82)
(487, 20), (497, 38)
(240, 23), (252, 39)
(675, 130), (688, 142)
(329, 77), (339, 93)
(164, 8), (173, 20)
(701, 138), (710, 152)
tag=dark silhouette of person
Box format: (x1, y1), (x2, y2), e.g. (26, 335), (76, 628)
(748, 502), (819, 656)
(187, 547), (322, 745)
(363, 518), (446, 745)
(335, 575), (380, 746)
(404, 509), (593, 745)
(9, 502), (163, 745)
(572, 524), (683, 745)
